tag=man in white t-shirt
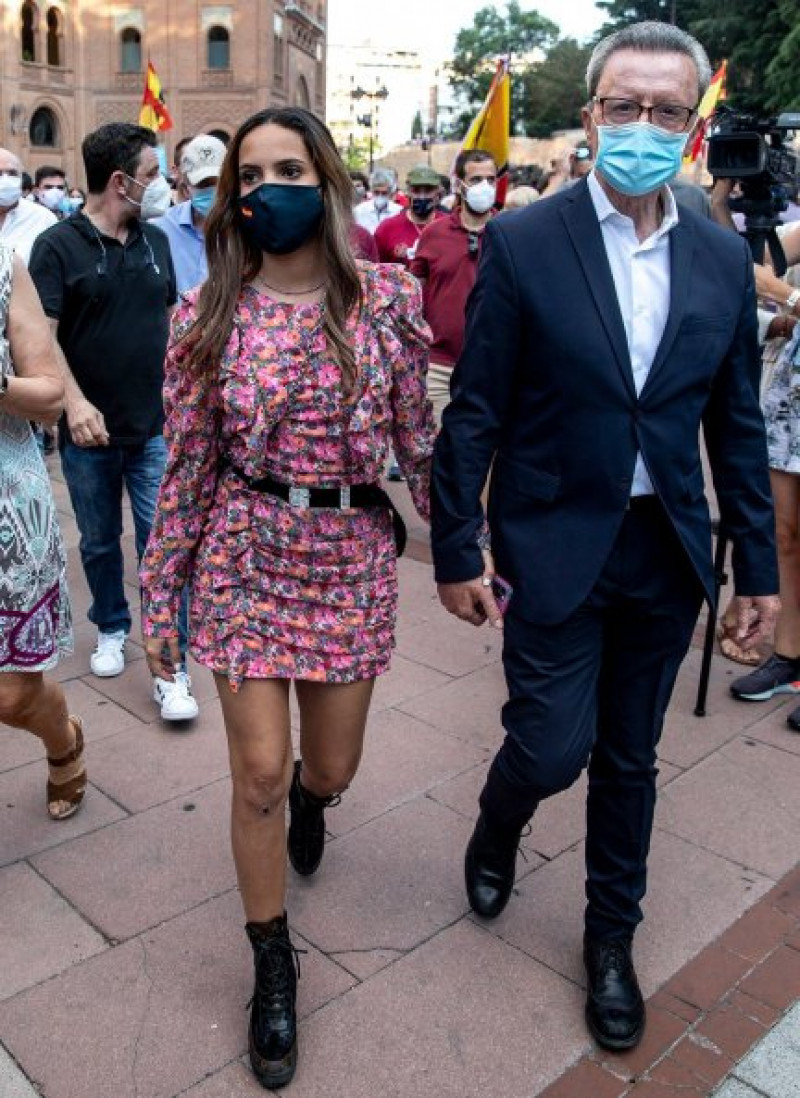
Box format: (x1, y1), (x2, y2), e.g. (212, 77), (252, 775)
(353, 167), (402, 234)
(0, 148), (57, 264)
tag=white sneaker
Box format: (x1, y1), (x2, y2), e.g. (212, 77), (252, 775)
(153, 668), (199, 722)
(90, 630), (127, 678)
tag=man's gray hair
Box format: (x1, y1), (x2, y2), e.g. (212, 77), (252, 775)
(586, 21), (712, 101)
(370, 167), (396, 191)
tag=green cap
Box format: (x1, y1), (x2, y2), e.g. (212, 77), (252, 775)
(406, 164), (441, 187)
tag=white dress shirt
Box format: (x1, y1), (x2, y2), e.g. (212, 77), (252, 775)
(353, 197), (402, 234)
(0, 197), (57, 265)
(587, 171), (679, 497)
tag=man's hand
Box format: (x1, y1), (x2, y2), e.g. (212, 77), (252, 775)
(437, 551), (504, 630)
(731, 594), (781, 651)
(66, 396), (109, 447)
(143, 635), (182, 681)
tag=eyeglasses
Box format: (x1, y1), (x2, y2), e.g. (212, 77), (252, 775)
(593, 97), (696, 133)
(467, 231), (480, 256)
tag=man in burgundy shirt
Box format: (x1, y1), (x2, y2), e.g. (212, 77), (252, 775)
(410, 150), (497, 423)
(374, 164), (443, 267)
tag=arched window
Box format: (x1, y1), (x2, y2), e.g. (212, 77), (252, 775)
(46, 6), (62, 67)
(120, 27), (141, 73)
(295, 75), (310, 109)
(29, 106), (58, 147)
(21, 1), (38, 63)
(207, 26), (229, 70)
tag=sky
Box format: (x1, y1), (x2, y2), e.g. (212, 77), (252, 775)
(327, 0), (605, 61)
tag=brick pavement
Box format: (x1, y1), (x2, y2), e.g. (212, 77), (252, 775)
(0, 461), (798, 1097)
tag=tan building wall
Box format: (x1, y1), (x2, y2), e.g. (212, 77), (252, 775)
(0, 0), (327, 186)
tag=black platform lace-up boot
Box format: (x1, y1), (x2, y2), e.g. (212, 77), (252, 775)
(246, 914), (300, 1089)
(287, 760), (342, 876)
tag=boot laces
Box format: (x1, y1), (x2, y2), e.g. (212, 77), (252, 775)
(248, 939), (306, 1011)
(596, 940), (632, 979)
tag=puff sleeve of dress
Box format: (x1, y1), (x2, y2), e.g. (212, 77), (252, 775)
(140, 293), (223, 637)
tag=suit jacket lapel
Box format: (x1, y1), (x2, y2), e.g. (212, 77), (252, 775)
(642, 216), (695, 398)
(561, 182), (636, 401)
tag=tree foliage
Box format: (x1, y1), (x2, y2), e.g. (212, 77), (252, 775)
(450, 2), (559, 134)
(523, 39), (593, 137)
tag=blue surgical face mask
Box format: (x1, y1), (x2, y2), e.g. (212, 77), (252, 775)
(190, 188), (217, 217)
(594, 121), (688, 197)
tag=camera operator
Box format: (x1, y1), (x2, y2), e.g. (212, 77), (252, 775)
(711, 174), (800, 726)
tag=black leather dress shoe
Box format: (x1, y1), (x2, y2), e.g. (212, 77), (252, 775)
(584, 936), (646, 1050)
(464, 811), (519, 918)
(786, 704), (800, 732)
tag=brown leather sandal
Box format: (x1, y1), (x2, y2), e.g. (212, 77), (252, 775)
(47, 716), (86, 821)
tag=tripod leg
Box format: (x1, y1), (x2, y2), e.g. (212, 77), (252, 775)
(695, 530), (729, 717)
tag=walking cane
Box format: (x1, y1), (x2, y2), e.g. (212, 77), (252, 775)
(694, 520), (728, 717)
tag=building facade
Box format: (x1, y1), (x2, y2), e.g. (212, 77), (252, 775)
(0, 0), (327, 184)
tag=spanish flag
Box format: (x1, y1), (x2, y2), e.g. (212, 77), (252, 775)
(461, 58), (510, 203)
(683, 59), (727, 165)
(139, 61), (173, 133)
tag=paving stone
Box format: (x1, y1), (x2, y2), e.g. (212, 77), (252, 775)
(325, 707), (488, 838)
(711, 1081), (765, 1098)
(539, 1058), (628, 1098)
(0, 760), (127, 868)
(0, 1045), (38, 1098)
(31, 780), (235, 940)
(695, 1006), (768, 1062)
(279, 919), (589, 1098)
(394, 616), (503, 678)
(725, 989), (782, 1028)
(482, 831), (771, 995)
(86, 698), (231, 813)
(664, 945), (755, 1012)
(328, 948), (404, 981)
(53, 621), (146, 686)
(739, 946), (800, 1011)
(717, 904), (797, 963)
(657, 738), (800, 879)
(370, 652), (453, 712)
(0, 891), (353, 1098)
(0, 862), (107, 1001)
(733, 1001), (800, 1098)
(670, 1031), (734, 1087)
(287, 797), (474, 954)
(180, 1059), (255, 1096)
(396, 661), (510, 751)
(744, 705), (800, 757)
(596, 1004), (687, 1078)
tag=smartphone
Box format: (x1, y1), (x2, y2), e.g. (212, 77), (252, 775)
(491, 575), (514, 615)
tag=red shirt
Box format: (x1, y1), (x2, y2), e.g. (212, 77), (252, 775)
(374, 209), (443, 268)
(350, 223), (379, 261)
(409, 210), (487, 367)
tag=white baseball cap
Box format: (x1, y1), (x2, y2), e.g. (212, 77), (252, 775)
(180, 134), (226, 185)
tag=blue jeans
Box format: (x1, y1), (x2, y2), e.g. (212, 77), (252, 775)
(61, 435), (188, 654)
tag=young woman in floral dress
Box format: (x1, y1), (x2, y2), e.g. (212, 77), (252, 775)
(140, 108), (436, 1088)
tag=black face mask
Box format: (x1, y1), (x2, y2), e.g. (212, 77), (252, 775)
(238, 183), (324, 255)
(410, 196), (436, 218)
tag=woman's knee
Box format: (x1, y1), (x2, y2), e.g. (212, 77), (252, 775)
(233, 761), (291, 817)
(300, 757), (357, 798)
(0, 674), (41, 727)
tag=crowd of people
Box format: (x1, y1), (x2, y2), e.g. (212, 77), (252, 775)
(0, 16), (796, 1091)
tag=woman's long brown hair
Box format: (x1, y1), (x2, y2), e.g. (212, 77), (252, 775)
(181, 107), (363, 394)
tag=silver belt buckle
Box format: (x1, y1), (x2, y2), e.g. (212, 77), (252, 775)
(288, 485), (310, 509)
(339, 485), (351, 510)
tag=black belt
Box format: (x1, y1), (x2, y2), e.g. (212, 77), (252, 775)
(626, 494), (661, 511)
(221, 460), (407, 555)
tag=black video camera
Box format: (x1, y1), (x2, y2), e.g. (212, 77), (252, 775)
(706, 106), (800, 271)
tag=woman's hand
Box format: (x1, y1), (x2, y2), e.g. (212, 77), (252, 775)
(143, 635), (182, 681)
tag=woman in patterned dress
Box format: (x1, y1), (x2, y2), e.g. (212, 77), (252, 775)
(140, 108), (436, 1088)
(0, 245), (85, 820)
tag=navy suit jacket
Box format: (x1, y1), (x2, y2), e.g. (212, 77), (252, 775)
(430, 178), (779, 622)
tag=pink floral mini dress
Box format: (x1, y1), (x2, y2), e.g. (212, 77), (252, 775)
(140, 263), (435, 689)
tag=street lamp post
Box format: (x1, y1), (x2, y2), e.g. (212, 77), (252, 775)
(350, 82), (389, 174)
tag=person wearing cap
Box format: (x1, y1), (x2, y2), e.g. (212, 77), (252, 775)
(374, 164), (443, 267)
(410, 150), (498, 424)
(353, 167), (401, 234)
(152, 134), (226, 293)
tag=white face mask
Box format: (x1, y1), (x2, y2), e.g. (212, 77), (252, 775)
(373, 194), (389, 211)
(463, 179), (496, 214)
(124, 172), (172, 219)
(39, 186), (66, 211)
(0, 175), (22, 209)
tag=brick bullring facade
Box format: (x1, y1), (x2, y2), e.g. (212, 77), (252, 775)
(0, 0), (327, 184)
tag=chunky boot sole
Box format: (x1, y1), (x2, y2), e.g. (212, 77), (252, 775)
(585, 1003), (646, 1051)
(249, 1030), (298, 1089)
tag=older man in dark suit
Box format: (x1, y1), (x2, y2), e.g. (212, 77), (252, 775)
(431, 21), (779, 1051)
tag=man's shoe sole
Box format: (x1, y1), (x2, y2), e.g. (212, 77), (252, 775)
(585, 1005), (645, 1051)
(731, 682), (800, 702)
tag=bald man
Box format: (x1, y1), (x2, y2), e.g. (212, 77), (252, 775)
(0, 147), (57, 264)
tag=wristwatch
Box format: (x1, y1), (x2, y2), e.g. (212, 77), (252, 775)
(786, 288), (800, 312)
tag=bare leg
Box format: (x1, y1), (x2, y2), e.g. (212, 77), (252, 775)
(217, 675), (294, 923)
(295, 679), (375, 797)
(770, 470), (800, 657)
(0, 670), (74, 756)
